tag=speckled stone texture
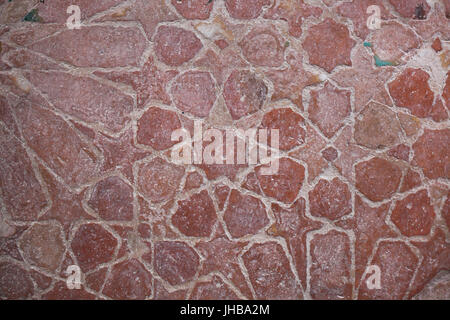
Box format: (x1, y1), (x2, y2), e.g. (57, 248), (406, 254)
(0, 0), (449, 300)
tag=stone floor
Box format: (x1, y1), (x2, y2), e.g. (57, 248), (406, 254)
(0, 0), (449, 300)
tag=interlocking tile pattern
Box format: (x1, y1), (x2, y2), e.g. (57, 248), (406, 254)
(0, 0), (449, 300)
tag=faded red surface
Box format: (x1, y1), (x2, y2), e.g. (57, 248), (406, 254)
(0, 0), (449, 300)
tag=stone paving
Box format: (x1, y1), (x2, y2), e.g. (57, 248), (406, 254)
(0, 0), (449, 300)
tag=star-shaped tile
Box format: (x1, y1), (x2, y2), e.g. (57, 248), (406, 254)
(94, 127), (151, 182)
(195, 226), (253, 299)
(337, 196), (396, 289)
(332, 45), (394, 112)
(95, 56), (178, 108)
(265, 48), (321, 109)
(269, 198), (323, 289)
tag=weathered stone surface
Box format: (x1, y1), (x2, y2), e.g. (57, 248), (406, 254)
(270, 199), (322, 289)
(184, 171), (203, 190)
(309, 178), (352, 221)
(310, 231), (352, 300)
(0, 262), (34, 299)
(172, 190), (217, 237)
(388, 0), (430, 19)
(171, 71), (216, 117)
(154, 241), (199, 286)
(154, 26), (202, 66)
(264, 0), (322, 38)
(138, 157), (184, 203)
(240, 26), (285, 67)
(400, 169), (421, 192)
(19, 223), (65, 272)
(304, 19), (355, 72)
(30, 26), (146, 67)
(223, 70), (268, 120)
(43, 282), (96, 300)
(356, 157), (402, 202)
(71, 223), (117, 272)
(322, 147), (338, 162)
(413, 271), (450, 300)
(190, 275), (239, 300)
(256, 158), (305, 203)
(224, 189), (269, 238)
(0, 125), (47, 221)
(171, 0), (213, 20)
(225, 0), (270, 20)
(137, 107), (181, 150)
(243, 242), (302, 299)
(25, 71), (133, 133)
(88, 176), (134, 221)
(391, 190), (435, 237)
(355, 102), (402, 149)
(412, 129), (449, 179)
(388, 144), (410, 162)
(103, 259), (152, 299)
(309, 82), (351, 138)
(359, 241), (418, 299)
(15, 103), (99, 187)
(368, 22), (420, 62)
(389, 68), (435, 118)
(260, 108), (305, 151)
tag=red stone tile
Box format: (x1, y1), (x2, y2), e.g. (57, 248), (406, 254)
(15, 103), (99, 187)
(337, 196), (396, 288)
(264, 0), (322, 38)
(154, 241), (199, 286)
(88, 176), (134, 221)
(0, 262), (34, 299)
(94, 128), (150, 183)
(137, 107), (181, 150)
(304, 18), (355, 73)
(400, 169), (422, 192)
(0, 125), (47, 221)
(270, 199), (323, 289)
(25, 71), (133, 133)
(172, 190), (217, 237)
(265, 49), (320, 109)
(260, 108), (305, 151)
(354, 102), (402, 149)
(19, 223), (65, 272)
(153, 279), (188, 300)
(196, 230), (252, 298)
(223, 70), (268, 120)
(309, 81), (351, 138)
(225, 0), (270, 20)
(190, 275), (239, 300)
(214, 183), (230, 211)
(356, 157), (402, 202)
(103, 259), (152, 300)
(412, 129), (450, 179)
(309, 178), (352, 221)
(71, 223), (118, 272)
(224, 189), (269, 238)
(154, 26), (202, 66)
(310, 230), (353, 300)
(388, 144), (410, 162)
(85, 268), (108, 293)
(359, 241), (418, 299)
(337, 0), (391, 39)
(256, 158), (305, 204)
(137, 157), (184, 203)
(43, 282), (96, 300)
(29, 26), (146, 68)
(388, 0), (430, 19)
(95, 56), (178, 108)
(171, 0), (213, 20)
(368, 22), (420, 63)
(184, 171), (204, 190)
(322, 147), (338, 162)
(391, 190), (435, 237)
(243, 242), (303, 299)
(332, 45), (394, 112)
(171, 71), (216, 117)
(410, 2), (450, 40)
(409, 229), (450, 298)
(240, 26), (285, 67)
(389, 68), (435, 118)
(432, 38), (443, 52)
